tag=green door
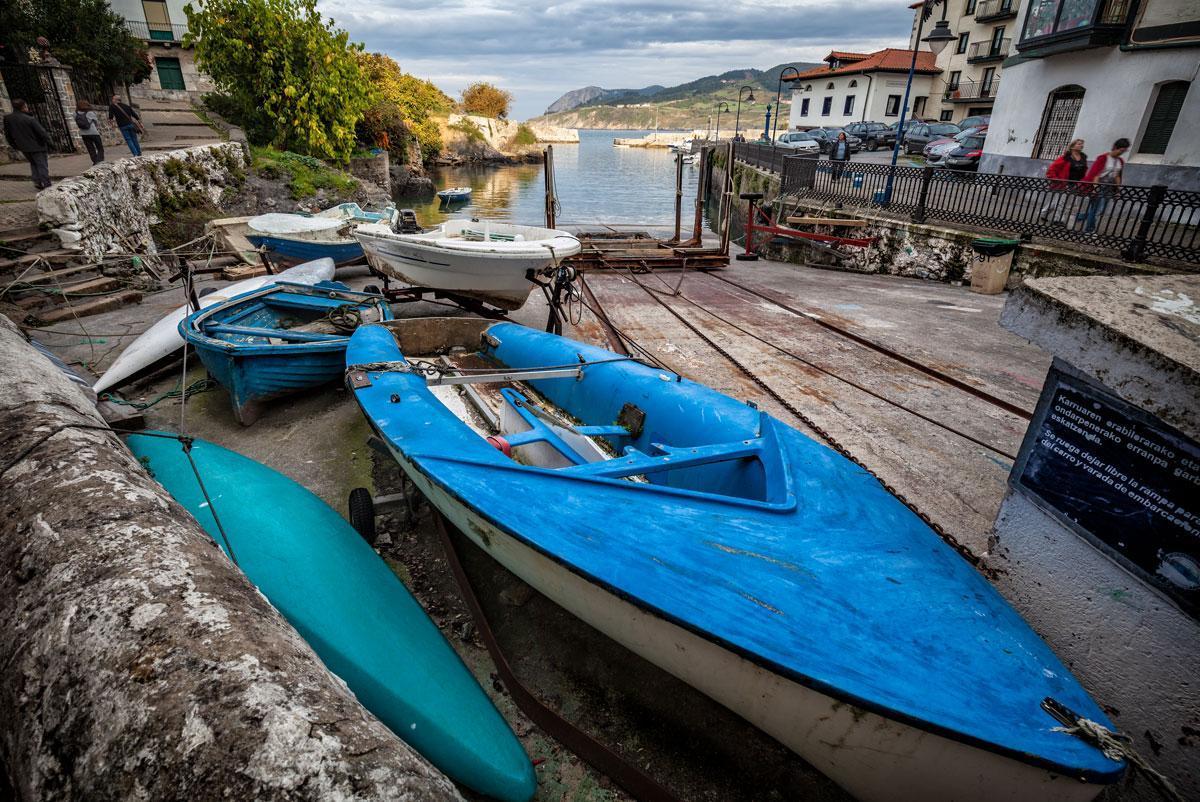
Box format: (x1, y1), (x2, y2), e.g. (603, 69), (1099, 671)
(155, 57), (185, 91)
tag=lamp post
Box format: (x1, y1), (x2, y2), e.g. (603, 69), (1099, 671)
(733, 86), (755, 141)
(883, 0), (955, 203)
(763, 104), (772, 143)
(772, 66), (802, 145)
(714, 101), (731, 142)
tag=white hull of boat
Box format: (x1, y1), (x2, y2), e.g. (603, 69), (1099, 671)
(392, 446), (1106, 802)
(355, 221), (580, 311)
(92, 258), (335, 394)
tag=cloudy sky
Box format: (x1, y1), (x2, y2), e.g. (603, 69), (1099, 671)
(317, 0), (916, 119)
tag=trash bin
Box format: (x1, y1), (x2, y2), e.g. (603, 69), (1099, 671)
(969, 237), (1019, 295)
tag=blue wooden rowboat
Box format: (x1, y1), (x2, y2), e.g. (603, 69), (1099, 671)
(437, 187), (472, 204)
(125, 432), (536, 802)
(345, 318), (1125, 802)
(182, 281), (392, 425)
(246, 205), (394, 266)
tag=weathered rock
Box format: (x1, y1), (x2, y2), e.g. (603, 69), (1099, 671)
(0, 314), (464, 801)
(36, 143), (249, 262)
(390, 164), (435, 198)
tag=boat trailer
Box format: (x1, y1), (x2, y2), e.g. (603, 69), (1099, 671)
(736, 193), (876, 261)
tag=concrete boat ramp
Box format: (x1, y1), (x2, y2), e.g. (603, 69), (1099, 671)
(5, 250), (1055, 800)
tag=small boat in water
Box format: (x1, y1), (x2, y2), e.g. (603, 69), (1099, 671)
(346, 318), (1124, 802)
(354, 219), (581, 310)
(125, 432), (536, 802)
(246, 203), (395, 266)
(437, 186), (472, 204)
(93, 258), (336, 394)
(182, 281), (391, 424)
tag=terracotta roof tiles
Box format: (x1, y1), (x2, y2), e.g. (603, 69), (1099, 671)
(787, 48), (940, 80)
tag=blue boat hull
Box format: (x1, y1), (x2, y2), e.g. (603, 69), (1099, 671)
(346, 320), (1124, 801)
(126, 433), (536, 801)
(246, 234), (364, 266)
(183, 282), (392, 425)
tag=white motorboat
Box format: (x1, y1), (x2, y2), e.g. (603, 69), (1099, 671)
(354, 219), (581, 310)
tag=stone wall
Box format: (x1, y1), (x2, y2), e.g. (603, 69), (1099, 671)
(715, 159), (1177, 286)
(36, 142), (248, 261)
(349, 150), (390, 192)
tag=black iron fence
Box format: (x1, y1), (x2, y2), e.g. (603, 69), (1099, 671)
(124, 20), (189, 41)
(0, 63), (76, 153)
(731, 143), (1200, 264)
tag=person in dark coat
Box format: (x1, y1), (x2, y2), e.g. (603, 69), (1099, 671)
(830, 131), (852, 180)
(108, 94), (142, 156)
(3, 99), (53, 189)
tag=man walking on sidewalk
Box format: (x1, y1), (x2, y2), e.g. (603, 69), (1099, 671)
(3, 99), (53, 190)
(108, 94), (143, 156)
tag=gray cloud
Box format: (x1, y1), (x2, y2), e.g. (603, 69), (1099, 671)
(317, 0), (915, 118)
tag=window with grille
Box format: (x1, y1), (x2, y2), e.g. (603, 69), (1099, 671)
(822, 97), (832, 116)
(1139, 81), (1189, 155)
(1032, 85), (1084, 159)
(844, 95), (855, 115)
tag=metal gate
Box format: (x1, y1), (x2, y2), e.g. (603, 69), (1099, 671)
(1032, 86), (1084, 160)
(0, 63), (77, 153)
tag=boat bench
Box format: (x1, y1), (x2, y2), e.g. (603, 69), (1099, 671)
(498, 388), (770, 481)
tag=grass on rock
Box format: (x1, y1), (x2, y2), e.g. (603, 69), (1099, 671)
(250, 147), (359, 199)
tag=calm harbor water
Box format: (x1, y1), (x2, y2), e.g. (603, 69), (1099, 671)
(394, 129), (705, 230)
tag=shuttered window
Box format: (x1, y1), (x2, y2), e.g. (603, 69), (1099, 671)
(1139, 81), (1189, 155)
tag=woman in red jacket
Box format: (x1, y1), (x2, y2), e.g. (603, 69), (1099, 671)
(1038, 138), (1087, 225)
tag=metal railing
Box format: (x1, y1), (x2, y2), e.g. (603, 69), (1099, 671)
(1099, 0), (1131, 24)
(943, 79), (1000, 102)
(733, 141), (818, 175)
(731, 144), (1200, 264)
(975, 0), (1017, 19)
(968, 39), (1011, 61)
(124, 20), (189, 41)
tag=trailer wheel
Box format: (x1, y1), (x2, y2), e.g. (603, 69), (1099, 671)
(735, 253), (759, 261)
(362, 284), (382, 296)
(348, 487), (377, 545)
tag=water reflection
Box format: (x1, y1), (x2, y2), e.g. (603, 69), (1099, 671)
(394, 129), (704, 230)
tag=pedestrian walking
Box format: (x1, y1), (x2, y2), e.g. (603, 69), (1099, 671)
(108, 94), (143, 156)
(1038, 138), (1087, 225)
(830, 131), (852, 180)
(75, 100), (104, 165)
(1076, 138), (1129, 234)
(2, 99), (53, 190)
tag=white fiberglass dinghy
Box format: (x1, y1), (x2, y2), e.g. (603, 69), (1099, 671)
(354, 219), (581, 310)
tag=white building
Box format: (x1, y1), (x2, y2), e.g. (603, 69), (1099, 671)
(786, 50), (941, 130)
(108, 0), (213, 100)
(908, 0), (1024, 124)
(981, 0), (1199, 188)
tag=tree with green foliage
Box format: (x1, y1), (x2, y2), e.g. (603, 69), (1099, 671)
(185, 0), (373, 162)
(461, 82), (512, 119)
(0, 0), (150, 89)
(357, 53), (452, 164)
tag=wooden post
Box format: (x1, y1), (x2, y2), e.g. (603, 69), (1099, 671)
(543, 145), (556, 229)
(0, 315), (462, 802)
(671, 152), (684, 244)
(689, 148), (707, 246)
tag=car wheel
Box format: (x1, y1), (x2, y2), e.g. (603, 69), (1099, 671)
(867, 139), (877, 151)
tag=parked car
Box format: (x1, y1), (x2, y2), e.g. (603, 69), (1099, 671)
(889, 118), (925, 141)
(945, 133), (986, 171)
(924, 125), (988, 165)
(903, 122), (962, 155)
(958, 114), (991, 130)
(774, 130), (821, 155)
(805, 127), (863, 154)
(842, 121), (895, 151)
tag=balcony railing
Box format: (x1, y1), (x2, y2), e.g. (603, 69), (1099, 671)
(942, 79), (1001, 102)
(967, 39), (1011, 62)
(975, 0), (1017, 21)
(125, 20), (189, 42)
(1016, 0), (1130, 55)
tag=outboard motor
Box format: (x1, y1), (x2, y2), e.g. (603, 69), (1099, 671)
(395, 209), (422, 234)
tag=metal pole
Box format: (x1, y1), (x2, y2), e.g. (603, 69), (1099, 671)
(690, 148), (706, 245)
(672, 152), (684, 243)
(543, 145), (556, 228)
(763, 104), (772, 143)
(772, 79), (784, 144)
(734, 100), (742, 139)
(883, 1), (929, 205)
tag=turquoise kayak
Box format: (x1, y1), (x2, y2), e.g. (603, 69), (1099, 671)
(127, 432), (536, 802)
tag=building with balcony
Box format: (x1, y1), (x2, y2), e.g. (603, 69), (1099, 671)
(785, 49), (941, 130)
(980, 0), (1199, 189)
(109, 0), (213, 100)
(909, 0), (1024, 124)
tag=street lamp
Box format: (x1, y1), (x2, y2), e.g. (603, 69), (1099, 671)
(714, 101), (731, 142)
(883, 0), (955, 203)
(734, 85), (755, 140)
(772, 66), (802, 145)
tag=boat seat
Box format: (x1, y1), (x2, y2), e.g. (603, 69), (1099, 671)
(498, 387), (631, 466)
(202, 323), (344, 342)
(561, 438), (764, 481)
